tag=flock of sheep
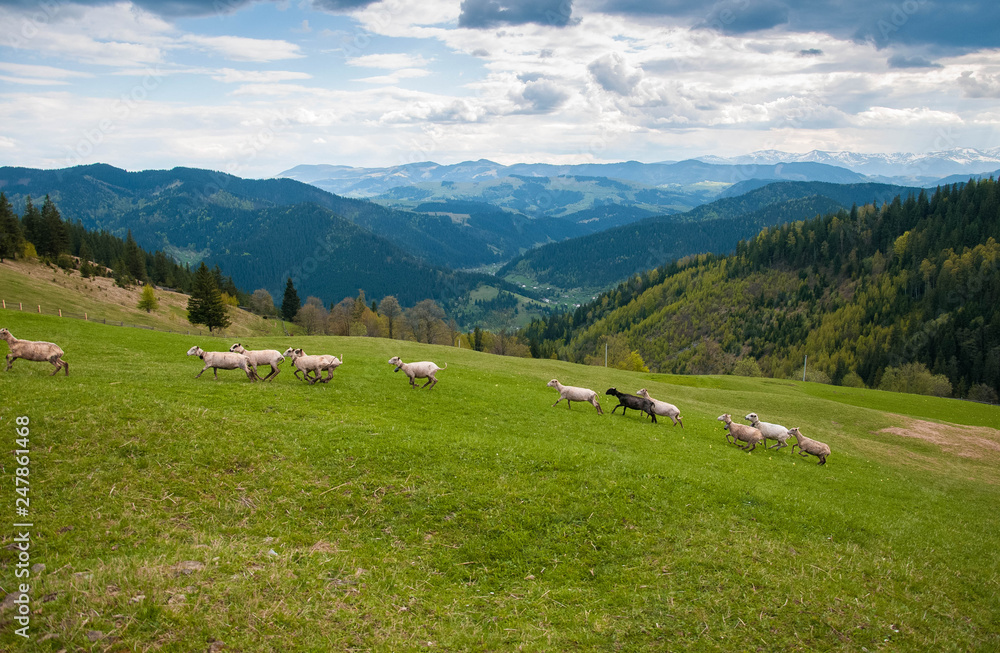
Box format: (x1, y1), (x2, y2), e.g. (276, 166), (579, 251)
(546, 378), (831, 465)
(1, 328), (830, 464)
(184, 343), (447, 389)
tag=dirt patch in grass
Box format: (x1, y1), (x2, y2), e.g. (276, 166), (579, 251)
(877, 413), (1000, 461)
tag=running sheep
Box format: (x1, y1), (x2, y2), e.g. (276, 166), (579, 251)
(186, 346), (257, 381)
(282, 348), (343, 384)
(744, 412), (791, 449)
(717, 413), (764, 451)
(229, 343), (284, 381)
(636, 388), (683, 427)
(388, 356), (446, 389)
(0, 328), (68, 376)
(546, 379), (603, 414)
(606, 388), (657, 423)
(788, 427), (831, 465)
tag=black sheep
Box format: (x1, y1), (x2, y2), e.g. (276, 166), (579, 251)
(605, 388), (657, 423)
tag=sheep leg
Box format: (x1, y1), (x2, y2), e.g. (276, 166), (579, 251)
(213, 367), (219, 380)
(426, 375), (438, 389)
(49, 356), (62, 375)
(649, 412), (657, 424)
(421, 376), (434, 388)
(769, 441), (787, 450)
(552, 398), (564, 408)
(611, 405), (621, 415)
(320, 369), (333, 383)
(798, 450), (810, 458)
(5, 354), (15, 371)
(591, 399), (603, 414)
(195, 365), (209, 378)
(817, 455), (827, 465)
(263, 366), (280, 381)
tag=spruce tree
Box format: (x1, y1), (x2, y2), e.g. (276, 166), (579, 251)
(20, 196), (41, 252)
(281, 277), (300, 321)
(40, 195), (68, 257)
(124, 230), (147, 283)
(187, 262), (231, 333)
(0, 193), (23, 262)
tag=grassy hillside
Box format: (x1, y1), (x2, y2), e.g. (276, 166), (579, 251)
(0, 258), (287, 338)
(1, 311), (998, 651)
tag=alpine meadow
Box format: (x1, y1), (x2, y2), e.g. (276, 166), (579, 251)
(4, 0), (1000, 648)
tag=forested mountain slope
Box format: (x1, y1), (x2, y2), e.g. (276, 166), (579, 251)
(500, 181), (917, 289)
(524, 179), (1000, 398)
(0, 164), (548, 271)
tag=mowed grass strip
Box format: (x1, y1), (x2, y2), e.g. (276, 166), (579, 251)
(0, 311), (999, 651)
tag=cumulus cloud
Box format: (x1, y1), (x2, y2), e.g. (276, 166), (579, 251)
(958, 71), (1000, 99)
(588, 52), (642, 95)
(510, 77), (570, 113)
(458, 0), (575, 28)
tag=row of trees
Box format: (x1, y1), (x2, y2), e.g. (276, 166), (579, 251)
(0, 193), (246, 302)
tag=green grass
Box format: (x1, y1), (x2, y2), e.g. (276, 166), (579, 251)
(1, 311), (999, 651)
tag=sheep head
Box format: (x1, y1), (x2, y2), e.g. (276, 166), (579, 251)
(186, 346), (203, 357)
(716, 413), (732, 427)
(229, 343), (244, 353)
(636, 388), (650, 398)
(546, 379), (560, 388)
(605, 387), (619, 396)
(744, 412), (759, 424)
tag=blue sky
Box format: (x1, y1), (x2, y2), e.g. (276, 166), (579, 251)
(0, 0), (997, 177)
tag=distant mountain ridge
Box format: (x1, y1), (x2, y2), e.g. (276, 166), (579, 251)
(696, 148), (1000, 183)
(278, 159), (870, 198)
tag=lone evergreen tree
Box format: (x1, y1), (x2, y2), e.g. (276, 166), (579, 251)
(187, 262), (231, 332)
(20, 196), (41, 252)
(281, 277), (300, 321)
(138, 283), (159, 313)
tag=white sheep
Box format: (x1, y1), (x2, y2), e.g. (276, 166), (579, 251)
(186, 345), (257, 381)
(717, 413), (764, 451)
(388, 356), (446, 389)
(744, 412), (791, 449)
(282, 348), (343, 384)
(547, 379), (603, 414)
(636, 388), (683, 427)
(788, 427), (831, 465)
(0, 328), (69, 376)
(229, 343), (284, 381)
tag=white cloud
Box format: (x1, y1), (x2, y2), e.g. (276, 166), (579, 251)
(181, 35), (304, 62)
(347, 53), (431, 69)
(352, 68), (432, 84)
(853, 106), (963, 126)
(211, 68), (312, 83)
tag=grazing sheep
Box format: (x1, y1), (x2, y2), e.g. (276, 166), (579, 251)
(606, 388), (657, 423)
(546, 379), (603, 414)
(388, 356), (446, 389)
(282, 348), (343, 384)
(788, 427), (831, 465)
(636, 388), (683, 427)
(229, 343), (284, 381)
(0, 328), (69, 376)
(744, 412), (791, 449)
(186, 346), (257, 381)
(717, 414), (764, 451)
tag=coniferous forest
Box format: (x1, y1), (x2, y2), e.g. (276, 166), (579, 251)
(524, 179), (1000, 399)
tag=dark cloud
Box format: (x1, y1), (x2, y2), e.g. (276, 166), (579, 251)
(887, 54), (941, 69)
(458, 0), (575, 28)
(694, 0), (789, 34)
(592, 1), (1000, 53)
(799, 48), (823, 57)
